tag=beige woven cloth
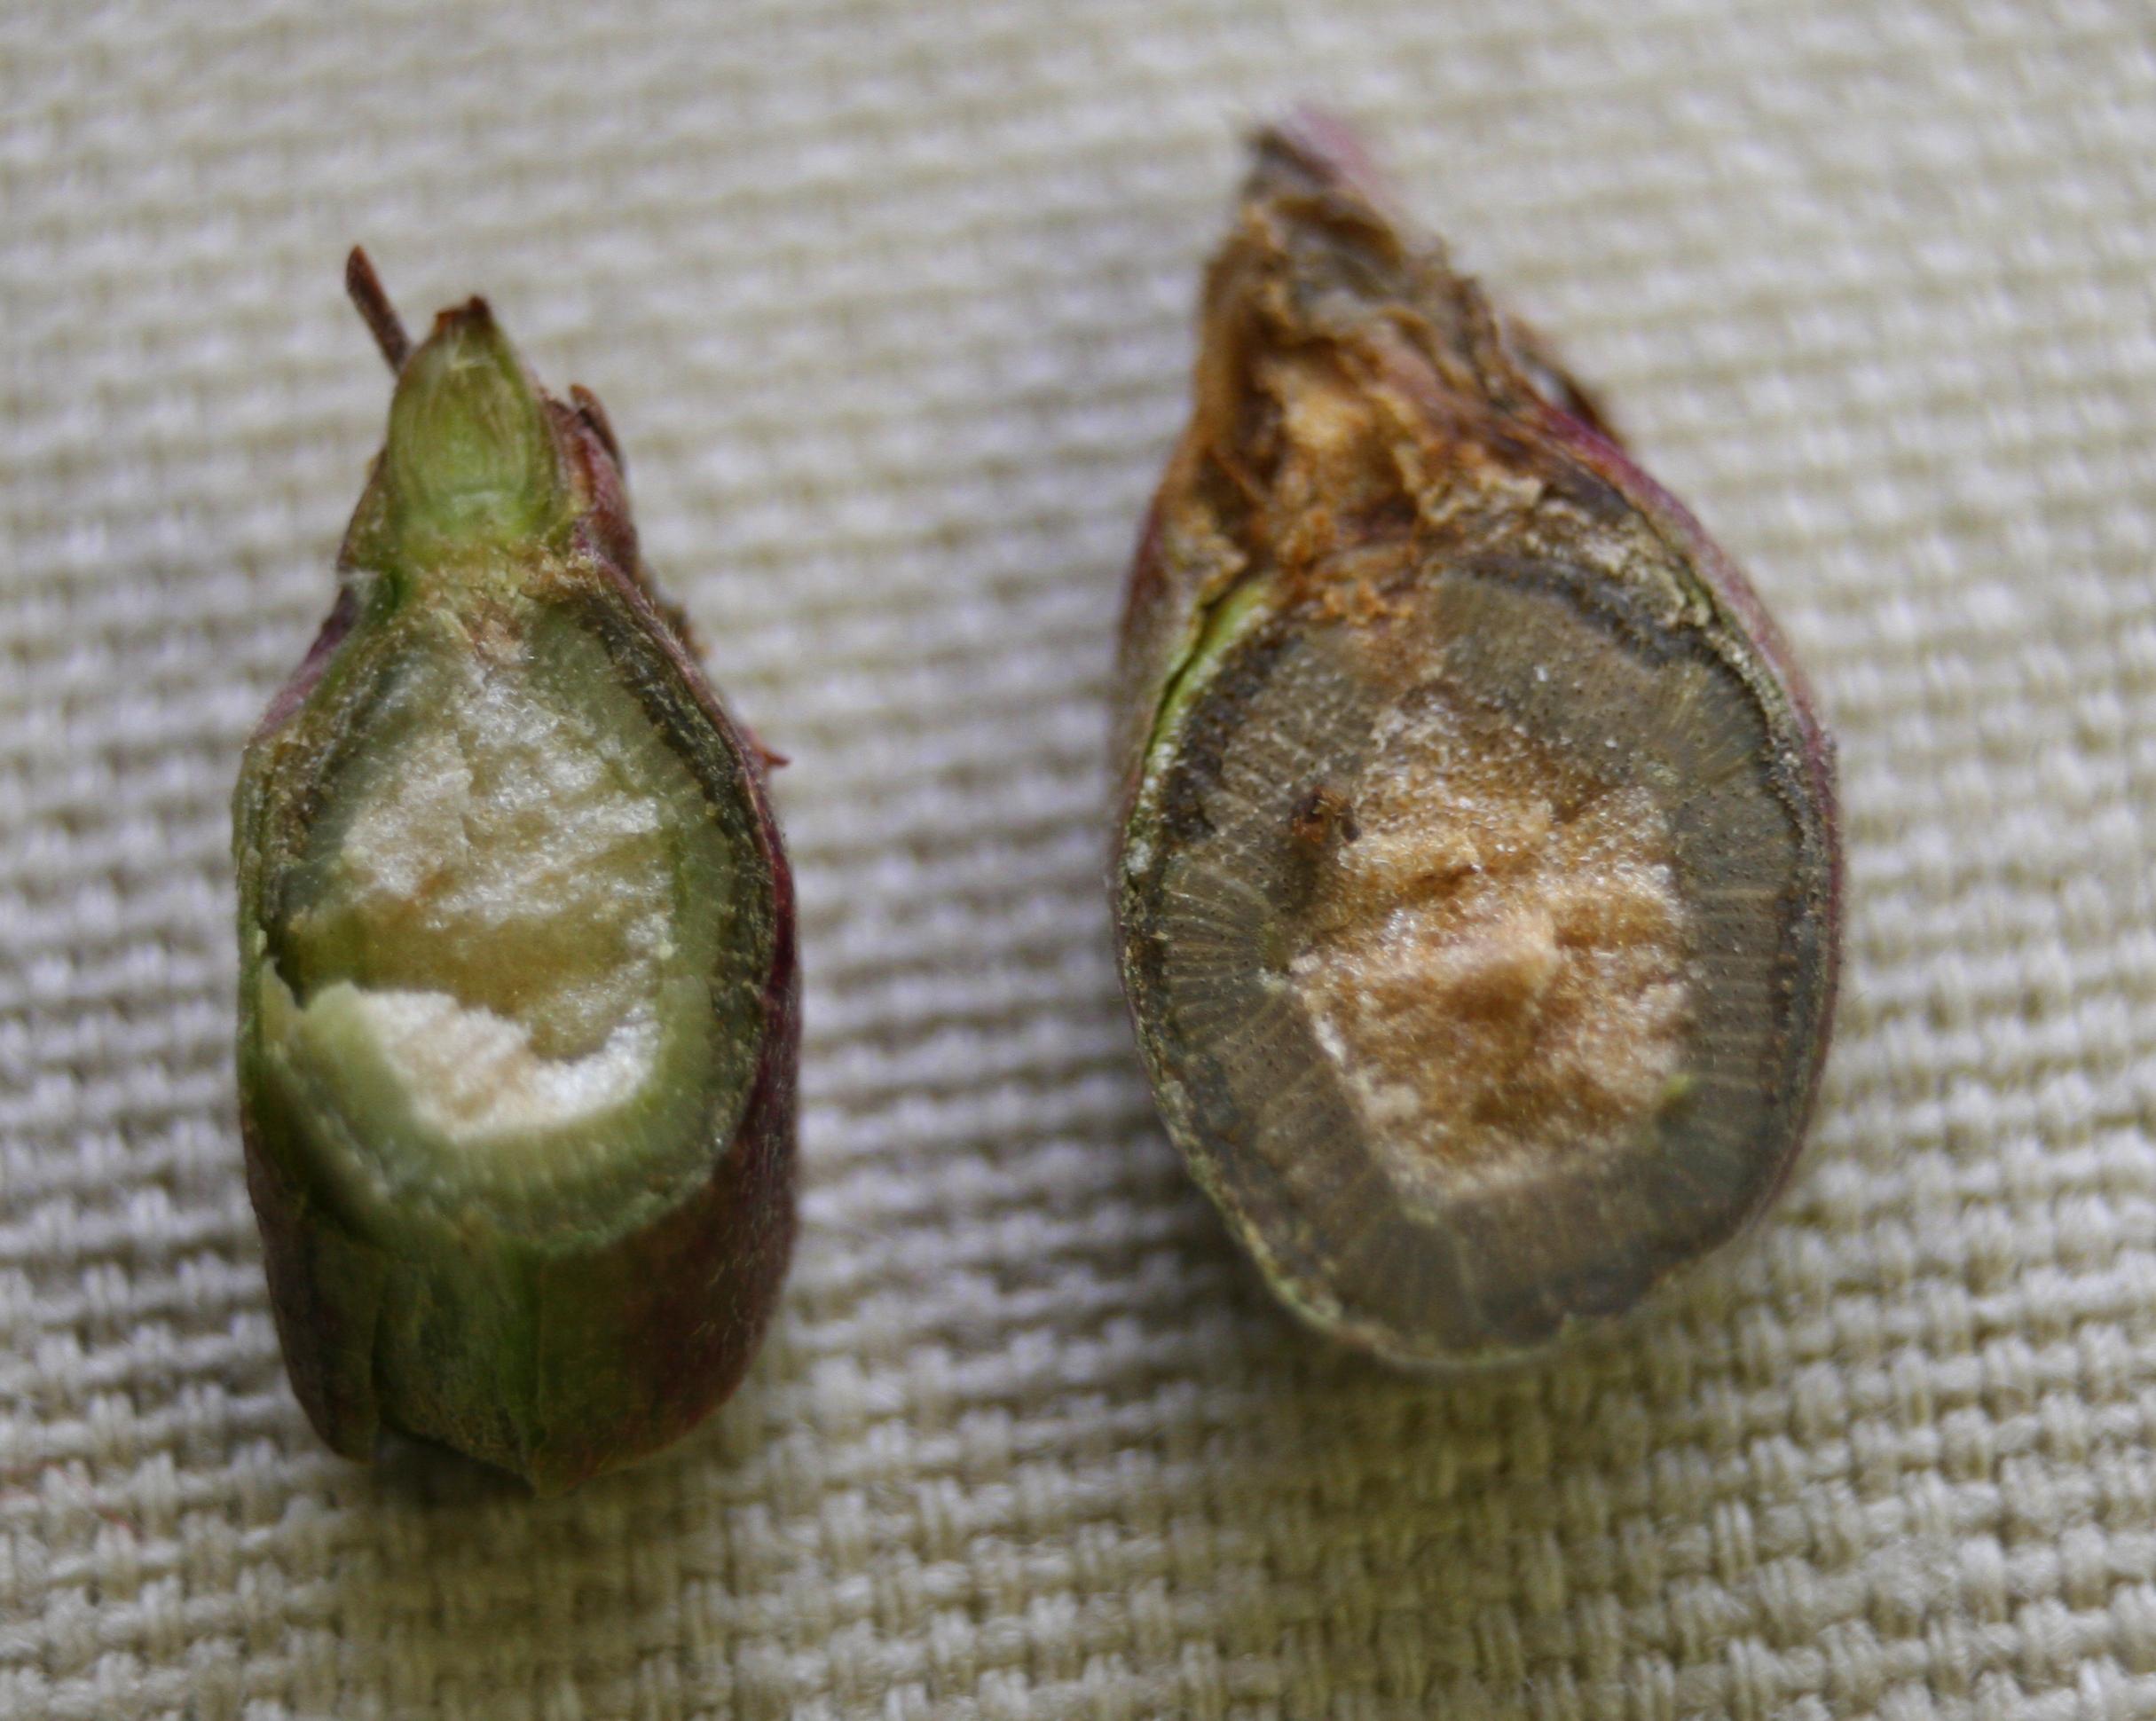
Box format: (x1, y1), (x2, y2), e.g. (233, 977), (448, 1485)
(5, 3), (2154, 1717)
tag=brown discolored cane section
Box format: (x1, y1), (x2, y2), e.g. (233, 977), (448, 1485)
(1111, 118), (1840, 1367)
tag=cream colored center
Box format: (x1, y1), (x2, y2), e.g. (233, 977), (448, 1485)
(284, 653), (677, 1143)
(1288, 693), (1691, 1180)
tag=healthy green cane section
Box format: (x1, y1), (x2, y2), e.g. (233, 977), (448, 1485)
(235, 297), (779, 1484)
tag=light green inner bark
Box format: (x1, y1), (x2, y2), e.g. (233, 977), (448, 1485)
(256, 611), (740, 1224)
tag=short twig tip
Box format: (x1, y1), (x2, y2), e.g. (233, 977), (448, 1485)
(344, 247), (412, 373)
(1247, 107), (1395, 213)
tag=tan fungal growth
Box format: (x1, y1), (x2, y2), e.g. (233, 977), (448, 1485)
(1109, 118), (1841, 1367)
(1290, 694), (1691, 1191)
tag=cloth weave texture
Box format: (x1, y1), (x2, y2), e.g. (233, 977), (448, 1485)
(4, 3), (2154, 1717)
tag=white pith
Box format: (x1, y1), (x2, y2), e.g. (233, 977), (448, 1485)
(276, 649), (684, 1147)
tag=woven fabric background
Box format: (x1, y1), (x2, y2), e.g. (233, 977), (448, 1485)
(4, 3), (2154, 1717)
